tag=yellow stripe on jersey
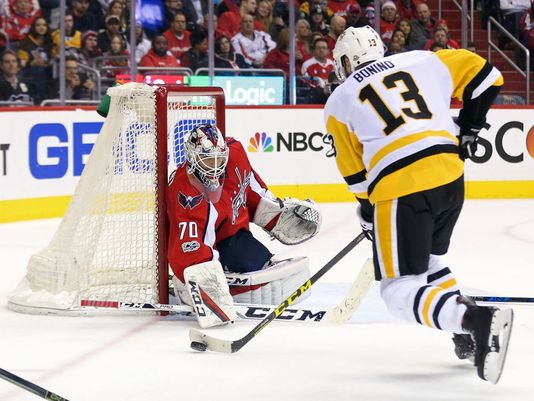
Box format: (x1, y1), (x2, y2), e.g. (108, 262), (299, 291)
(369, 130), (458, 171)
(325, 115), (367, 197)
(422, 287), (444, 327)
(369, 152), (464, 204)
(439, 278), (458, 290)
(435, 49), (503, 100)
(376, 200), (395, 279)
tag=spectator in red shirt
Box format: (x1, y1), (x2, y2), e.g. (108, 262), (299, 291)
(324, 15), (346, 56)
(327, 0), (351, 17)
(263, 27), (298, 77)
(301, 37), (334, 88)
(423, 27), (460, 50)
(295, 19), (312, 63)
(5, 0), (40, 43)
(380, 1), (400, 42)
(140, 35), (181, 67)
(163, 11), (191, 59)
(218, 0), (262, 38)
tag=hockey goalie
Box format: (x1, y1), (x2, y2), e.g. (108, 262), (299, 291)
(167, 124), (322, 328)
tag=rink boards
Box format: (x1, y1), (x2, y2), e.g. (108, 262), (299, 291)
(1, 105), (534, 222)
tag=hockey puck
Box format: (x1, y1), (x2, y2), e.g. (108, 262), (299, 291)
(190, 341), (208, 352)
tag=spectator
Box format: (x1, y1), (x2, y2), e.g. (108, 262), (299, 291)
(57, 55), (95, 99)
(389, 28), (408, 53)
(17, 16), (52, 104)
(214, 34), (249, 69)
(140, 34), (181, 67)
(201, 12), (232, 39)
(163, 11), (190, 59)
(395, 17), (416, 50)
(327, 0), (351, 16)
(386, 40), (404, 55)
(301, 37), (334, 88)
(70, 0), (99, 33)
(134, 23), (151, 64)
(4, 0), (40, 44)
(103, 0), (128, 33)
(299, 0), (333, 20)
(395, 0), (421, 19)
(424, 27), (460, 50)
(97, 14), (124, 54)
(52, 12), (82, 59)
(324, 15), (346, 56)
(218, 0), (262, 38)
(102, 33), (129, 78)
(308, 5), (329, 34)
(182, 0), (208, 28)
(231, 14), (275, 67)
(380, 1), (399, 42)
(78, 29), (101, 65)
(179, 29), (208, 72)
(0, 49), (33, 103)
(295, 19), (312, 63)
(364, 3), (375, 26)
(345, 3), (371, 29)
(163, 0), (187, 31)
(255, 0), (277, 39)
(410, 2), (437, 49)
(263, 27), (298, 77)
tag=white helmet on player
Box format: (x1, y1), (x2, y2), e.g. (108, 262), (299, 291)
(185, 124), (229, 201)
(333, 26), (385, 81)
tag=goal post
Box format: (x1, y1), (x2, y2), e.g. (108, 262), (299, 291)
(8, 83), (226, 315)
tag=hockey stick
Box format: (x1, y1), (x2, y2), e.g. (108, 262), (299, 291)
(470, 296), (534, 304)
(323, 258), (374, 324)
(80, 300), (329, 323)
(0, 368), (69, 401)
(189, 232), (367, 353)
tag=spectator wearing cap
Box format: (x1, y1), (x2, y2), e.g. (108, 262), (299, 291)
(163, 11), (191, 59)
(308, 5), (329, 34)
(231, 13), (275, 67)
(345, 3), (370, 29)
(380, 1), (400, 42)
(410, 2), (437, 50)
(140, 35), (181, 68)
(70, 0), (99, 33)
(79, 30), (101, 65)
(97, 14), (124, 54)
(179, 30), (209, 72)
(102, 0), (128, 33)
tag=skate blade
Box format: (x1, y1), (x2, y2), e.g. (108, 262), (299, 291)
(483, 308), (514, 384)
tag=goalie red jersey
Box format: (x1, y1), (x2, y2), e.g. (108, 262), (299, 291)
(166, 137), (273, 282)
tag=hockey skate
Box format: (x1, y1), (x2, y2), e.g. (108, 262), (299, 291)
(452, 333), (475, 361)
(459, 296), (514, 384)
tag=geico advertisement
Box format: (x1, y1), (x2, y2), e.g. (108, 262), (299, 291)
(1, 108), (534, 201)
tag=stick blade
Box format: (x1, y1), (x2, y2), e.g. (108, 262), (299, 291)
(323, 258), (374, 324)
(189, 329), (235, 353)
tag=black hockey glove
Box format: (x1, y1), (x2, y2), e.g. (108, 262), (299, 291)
(458, 123), (485, 160)
(356, 205), (373, 242)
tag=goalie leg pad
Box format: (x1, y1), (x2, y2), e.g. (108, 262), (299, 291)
(183, 261), (237, 328)
(226, 257), (311, 305)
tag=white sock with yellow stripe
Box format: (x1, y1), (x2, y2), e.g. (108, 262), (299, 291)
(381, 274), (467, 333)
(427, 254), (461, 294)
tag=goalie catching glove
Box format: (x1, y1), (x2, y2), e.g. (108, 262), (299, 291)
(253, 197), (322, 245)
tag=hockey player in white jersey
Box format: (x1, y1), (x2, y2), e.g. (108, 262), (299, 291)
(324, 26), (513, 384)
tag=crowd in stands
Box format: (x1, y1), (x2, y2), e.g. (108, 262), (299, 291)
(0, 0), (468, 105)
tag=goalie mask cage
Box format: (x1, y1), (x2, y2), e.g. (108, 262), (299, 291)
(8, 83), (225, 315)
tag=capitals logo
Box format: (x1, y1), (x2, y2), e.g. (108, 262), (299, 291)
(178, 192), (203, 209)
(248, 132), (273, 152)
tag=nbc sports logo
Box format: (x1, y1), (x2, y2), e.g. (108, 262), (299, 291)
(248, 132), (273, 152)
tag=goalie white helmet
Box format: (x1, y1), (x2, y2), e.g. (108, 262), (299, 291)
(185, 124), (229, 202)
(333, 26), (385, 81)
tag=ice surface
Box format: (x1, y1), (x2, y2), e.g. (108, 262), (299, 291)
(1, 201), (533, 400)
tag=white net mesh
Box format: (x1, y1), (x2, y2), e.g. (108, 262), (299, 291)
(8, 84), (222, 314)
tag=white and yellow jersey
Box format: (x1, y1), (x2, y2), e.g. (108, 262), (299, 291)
(324, 49), (503, 204)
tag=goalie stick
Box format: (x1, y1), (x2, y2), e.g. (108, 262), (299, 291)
(0, 368), (69, 401)
(189, 232), (367, 353)
(80, 300), (330, 323)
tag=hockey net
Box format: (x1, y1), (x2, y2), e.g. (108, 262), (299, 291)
(8, 83), (225, 315)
